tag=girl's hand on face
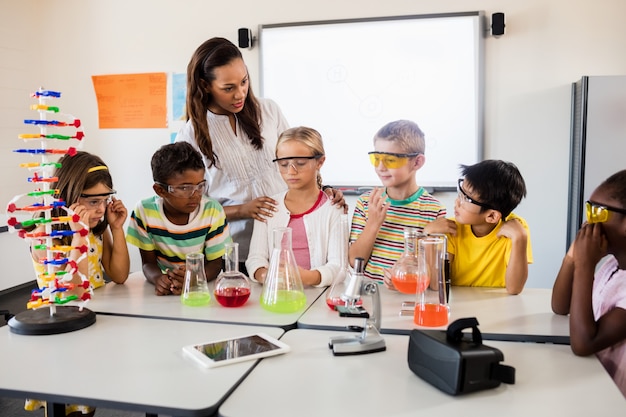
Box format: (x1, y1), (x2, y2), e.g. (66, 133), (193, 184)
(574, 223), (608, 268)
(106, 197), (128, 230)
(243, 196), (278, 222)
(68, 202), (90, 232)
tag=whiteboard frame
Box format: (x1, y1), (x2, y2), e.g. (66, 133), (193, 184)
(258, 12), (485, 192)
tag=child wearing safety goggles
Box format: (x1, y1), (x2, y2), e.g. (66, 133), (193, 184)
(126, 142), (231, 296)
(29, 151), (130, 291)
(25, 151), (130, 417)
(423, 159), (532, 294)
(349, 120), (446, 284)
(246, 126), (344, 287)
(552, 169), (626, 397)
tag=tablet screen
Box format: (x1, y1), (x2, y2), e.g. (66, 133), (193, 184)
(190, 335), (282, 362)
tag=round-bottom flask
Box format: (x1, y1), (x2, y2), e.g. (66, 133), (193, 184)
(214, 242), (251, 307)
(390, 227), (429, 294)
(326, 214), (362, 309)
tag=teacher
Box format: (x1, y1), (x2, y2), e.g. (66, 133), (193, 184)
(175, 37), (344, 270)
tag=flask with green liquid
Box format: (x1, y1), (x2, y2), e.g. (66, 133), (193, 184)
(260, 227), (306, 313)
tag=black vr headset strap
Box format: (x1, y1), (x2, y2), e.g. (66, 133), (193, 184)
(446, 317), (483, 345)
(492, 363), (516, 384)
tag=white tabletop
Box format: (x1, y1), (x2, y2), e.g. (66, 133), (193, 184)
(298, 286), (570, 343)
(0, 315), (284, 416)
(218, 328), (624, 417)
(89, 271), (326, 329)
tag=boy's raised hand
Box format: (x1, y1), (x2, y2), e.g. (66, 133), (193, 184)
(423, 217), (457, 236)
(367, 187), (389, 228)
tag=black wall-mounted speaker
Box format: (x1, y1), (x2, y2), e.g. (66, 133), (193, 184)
(491, 13), (505, 36)
(238, 28), (252, 48)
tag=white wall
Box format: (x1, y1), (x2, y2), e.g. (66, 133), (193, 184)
(2, 0), (626, 291)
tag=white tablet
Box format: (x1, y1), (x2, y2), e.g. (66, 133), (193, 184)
(182, 332), (290, 368)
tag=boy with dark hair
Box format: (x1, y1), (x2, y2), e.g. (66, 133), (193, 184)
(126, 142), (231, 295)
(425, 159), (532, 294)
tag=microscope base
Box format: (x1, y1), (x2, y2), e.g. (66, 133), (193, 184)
(329, 333), (387, 356)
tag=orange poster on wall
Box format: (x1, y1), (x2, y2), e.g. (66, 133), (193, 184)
(91, 72), (167, 129)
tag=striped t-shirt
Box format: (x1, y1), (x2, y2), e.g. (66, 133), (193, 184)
(350, 188), (446, 281)
(126, 195), (231, 272)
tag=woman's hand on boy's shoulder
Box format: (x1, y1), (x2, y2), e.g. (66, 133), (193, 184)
(424, 217), (456, 236)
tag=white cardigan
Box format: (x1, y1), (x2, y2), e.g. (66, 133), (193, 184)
(245, 190), (343, 287)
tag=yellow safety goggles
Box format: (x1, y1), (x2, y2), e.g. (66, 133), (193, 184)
(368, 151), (421, 169)
(586, 200), (626, 224)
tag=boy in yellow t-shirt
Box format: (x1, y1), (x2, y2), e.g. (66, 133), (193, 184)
(425, 160), (532, 295)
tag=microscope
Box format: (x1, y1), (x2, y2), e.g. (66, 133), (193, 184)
(328, 257), (386, 356)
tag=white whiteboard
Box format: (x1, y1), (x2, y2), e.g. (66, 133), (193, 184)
(259, 12), (484, 190)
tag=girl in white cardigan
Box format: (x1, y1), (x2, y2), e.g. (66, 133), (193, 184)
(246, 127), (344, 286)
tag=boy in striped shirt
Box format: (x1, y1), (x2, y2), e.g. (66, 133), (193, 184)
(349, 120), (446, 284)
(126, 142), (231, 295)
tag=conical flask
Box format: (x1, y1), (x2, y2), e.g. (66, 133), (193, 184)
(260, 227), (306, 313)
(214, 242), (251, 307)
(181, 252), (210, 306)
(389, 227), (428, 294)
(326, 214), (359, 309)
(413, 236), (449, 327)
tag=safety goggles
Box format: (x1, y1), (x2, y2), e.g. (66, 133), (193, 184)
(368, 151), (421, 169)
(79, 191), (116, 210)
(586, 200), (626, 224)
(272, 155), (322, 173)
(457, 179), (493, 210)
(156, 181), (207, 198)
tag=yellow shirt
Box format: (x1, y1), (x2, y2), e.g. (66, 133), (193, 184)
(447, 213), (533, 288)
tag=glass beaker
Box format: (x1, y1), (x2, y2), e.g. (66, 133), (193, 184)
(214, 242), (251, 307)
(413, 236), (449, 327)
(390, 227), (428, 294)
(260, 227), (306, 313)
(181, 252), (211, 306)
(325, 214), (361, 310)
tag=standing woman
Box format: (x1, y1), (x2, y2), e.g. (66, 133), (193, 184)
(176, 37), (344, 269)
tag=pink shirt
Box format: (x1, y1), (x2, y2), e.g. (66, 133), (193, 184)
(288, 191), (328, 269)
(593, 255), (626, 397)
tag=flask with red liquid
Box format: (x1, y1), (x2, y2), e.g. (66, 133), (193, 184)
(214, 242), (251, 307)
(390, 227), (428, 294)
(413, 236), (449, 327)
(325, 214), (362, 310)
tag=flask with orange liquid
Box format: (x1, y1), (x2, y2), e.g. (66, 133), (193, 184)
(390, 227), (428, 294)
(413, 236), (449, 327)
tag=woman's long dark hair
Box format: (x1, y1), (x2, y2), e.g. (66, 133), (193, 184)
(186, 37), (263, 168)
